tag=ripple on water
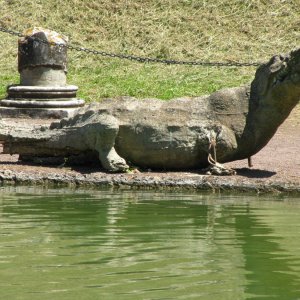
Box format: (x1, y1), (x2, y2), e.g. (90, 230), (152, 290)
(0, 189), (299, 299)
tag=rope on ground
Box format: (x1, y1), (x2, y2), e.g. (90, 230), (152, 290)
(205, 132), (237, 176)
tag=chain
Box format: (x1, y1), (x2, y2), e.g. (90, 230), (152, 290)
(0, 26), (23, 37)
(0, 26), (262, 67)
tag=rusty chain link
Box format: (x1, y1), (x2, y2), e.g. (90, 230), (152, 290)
(0, 26), (263, 67)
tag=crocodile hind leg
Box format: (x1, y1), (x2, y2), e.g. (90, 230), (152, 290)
(81, 114), (129, 172)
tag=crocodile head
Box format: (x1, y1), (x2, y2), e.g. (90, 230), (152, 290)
(251, 47), (300, 111)
(237, 48), (300, 158)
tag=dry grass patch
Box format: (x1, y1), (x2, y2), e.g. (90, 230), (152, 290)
(0, 0), (299, 100)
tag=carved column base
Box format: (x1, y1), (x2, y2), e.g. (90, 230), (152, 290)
(0, 106), (83, 119)
(0, 85), (85, 118)
(0, 99), (85, 108)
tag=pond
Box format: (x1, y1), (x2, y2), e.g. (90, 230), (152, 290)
(0, 187), (299, 299)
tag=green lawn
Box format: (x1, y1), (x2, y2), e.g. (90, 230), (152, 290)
(0, 0), (298, 101)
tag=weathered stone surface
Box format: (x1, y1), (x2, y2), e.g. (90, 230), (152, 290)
(19, 27), (67, 87)
(1, 85), (85, 108)
(6, 85), (78, 98)
(0, 48), (299, 172)
(0, 107), (83, 119)
(1, 99), (85, 108)
(0, 170), (299, 194)
(0, 28), (85, 116)
(20, 68), (67, 87)
(18, 27), (68, 72)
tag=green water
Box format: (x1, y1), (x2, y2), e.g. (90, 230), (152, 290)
(0, 187), (299, 300)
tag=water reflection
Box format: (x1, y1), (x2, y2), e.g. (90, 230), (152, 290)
(0, 187), (299, 299)
(234, 205), (300, 299)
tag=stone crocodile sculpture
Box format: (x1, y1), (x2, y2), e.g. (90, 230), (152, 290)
(0, 48), (300, 172)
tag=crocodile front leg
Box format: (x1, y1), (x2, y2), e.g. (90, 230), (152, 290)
(81, 114), (129, 172)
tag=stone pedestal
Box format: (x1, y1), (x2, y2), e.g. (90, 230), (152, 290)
(0, 27), (85, 119)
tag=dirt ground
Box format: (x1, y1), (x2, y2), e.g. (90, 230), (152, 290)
(226, 104), (300, 184)
(0, 105), (299, 193)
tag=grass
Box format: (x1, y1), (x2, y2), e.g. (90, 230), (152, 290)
(67, 62), (255, 101)
(0, 0), (299, 101)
